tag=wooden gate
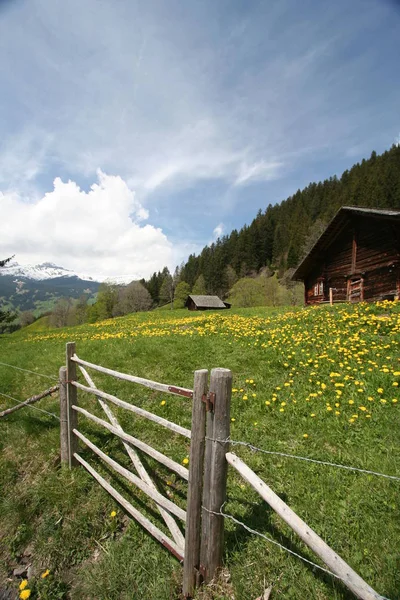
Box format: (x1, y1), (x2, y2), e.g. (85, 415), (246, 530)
(60, 342), (232, 598)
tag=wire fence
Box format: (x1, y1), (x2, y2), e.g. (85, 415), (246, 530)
(205, 436), (400, 482)
(0, 360), (58, 382)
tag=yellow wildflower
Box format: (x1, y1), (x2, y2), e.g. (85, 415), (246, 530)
(20, 591), (31, 600)
(110, 510), (117, 518)
(160, 400), (166, 406)
(182, 457), (189, 465)
(41, 569), (50, 579)
(19, 581), (28, 591)
(303, 434), (308, 438)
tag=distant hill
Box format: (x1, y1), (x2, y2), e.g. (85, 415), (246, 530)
(0, 263), (100, 314)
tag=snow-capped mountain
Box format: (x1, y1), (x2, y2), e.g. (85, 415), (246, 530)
(0, 261), (95, 282)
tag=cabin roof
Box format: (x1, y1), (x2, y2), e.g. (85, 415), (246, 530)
(292, 206), (400, 281)
(185, 295), (226, 308)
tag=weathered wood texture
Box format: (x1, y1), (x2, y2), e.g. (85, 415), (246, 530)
(74, 429), (186, 521)
(303, 213), (400, 304)
(183, 369), (208, 597)
(202, 368), (232, 583)
(72, 355), (193, 398)
(66, 342), (79, 467)
(78, 365), (184, 547)
(72, 404), (189, 480)
(59, 367), (68, 463)
(226, 453), (381, 600)
(74, 453), (184, 560)
(72, 380), (191, 439)
(0, 385), (59, 418)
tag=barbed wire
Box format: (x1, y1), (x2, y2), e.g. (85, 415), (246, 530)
(205, 437), (400, 482)
(203, 503), (390, 600)
(0, 391), (60, 421)
(0, 360), (58, 382)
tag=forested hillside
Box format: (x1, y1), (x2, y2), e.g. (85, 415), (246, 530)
(143, 145), (400, 300)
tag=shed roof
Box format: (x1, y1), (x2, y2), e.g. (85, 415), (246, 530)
(185, 295), (226, 308)
(292, 206), (400, 281)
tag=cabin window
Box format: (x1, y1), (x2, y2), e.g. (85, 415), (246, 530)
(314, 282), (324, 296)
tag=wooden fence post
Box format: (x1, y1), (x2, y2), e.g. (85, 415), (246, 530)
(201, 368), (232, 583)
(183, 369), (208, 598)
(59, 366), (69, 464)
(66, 342), (78, 468)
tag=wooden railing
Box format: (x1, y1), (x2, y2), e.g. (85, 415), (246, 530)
(60, 342), (232, 598)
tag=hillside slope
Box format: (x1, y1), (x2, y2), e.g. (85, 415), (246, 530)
(0, 302), (399, 599)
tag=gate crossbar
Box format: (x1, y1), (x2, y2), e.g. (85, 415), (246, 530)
(72, 405), (189, 480)
(74, 452), (185, 561)
(74, 428), (186, 521)
(72, 380), (191, 438)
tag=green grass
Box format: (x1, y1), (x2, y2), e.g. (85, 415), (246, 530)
(0, 303), (399, 599)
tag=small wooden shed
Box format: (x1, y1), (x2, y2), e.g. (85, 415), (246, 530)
(292, 206), (400, 304)
(185, 295), (231, 311)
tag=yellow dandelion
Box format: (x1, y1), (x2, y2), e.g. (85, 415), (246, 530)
(110, 510), (117, 518)
(310, 413), (316, 417)
(182, 457), (189, 465)
(19, 581), (28, 591)
(41, 569), (50, 579)
(20, 591), (31, 600)
(160, 400), (166, 406)
(392, 399), (398, 404)
(242, 395), (248, 400)
(231, 417), (236, 422)
(303, 434), (309, 438)
(265, 401), (271, 406)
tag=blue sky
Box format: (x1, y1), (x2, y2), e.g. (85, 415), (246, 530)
(0, 0), (399, 280)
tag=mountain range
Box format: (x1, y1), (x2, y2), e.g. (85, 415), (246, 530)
(0, 261), (100, 314)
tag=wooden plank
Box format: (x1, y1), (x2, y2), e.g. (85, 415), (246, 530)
(0, 385), (59, 418)
(226, 453), (381, 600)
(183, 369), (208, 597)
(66, 342), (79, 467)
(72, 355), (193, 398)
(59, 367), (68, 464)
(74, 453), (184, 561)
(78, 366), (185, 548)
(74, 429), (186, 521)
(72, 381), (191, 439)
(72, 405), (189, 480)
(200, 401), (214, 575)
(204, 368), (232, 583)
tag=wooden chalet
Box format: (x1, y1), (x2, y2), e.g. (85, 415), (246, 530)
(185, 295), (231, 311)
(292, 207), (400, 304)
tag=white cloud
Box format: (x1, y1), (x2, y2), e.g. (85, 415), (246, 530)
(0, 171), (175, 281)
(213, 223), (225, 239)
(234, 160), (283, 186)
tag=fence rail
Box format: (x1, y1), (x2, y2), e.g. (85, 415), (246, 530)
(226, 452), (381, 600)
(71, 354), (193, 398)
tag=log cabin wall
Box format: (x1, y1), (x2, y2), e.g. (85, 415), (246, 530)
(304, 215), (400, 304)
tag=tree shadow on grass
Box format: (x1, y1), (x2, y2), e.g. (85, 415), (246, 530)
(11, 411), (60, 435)
(224, 494), (357, 600)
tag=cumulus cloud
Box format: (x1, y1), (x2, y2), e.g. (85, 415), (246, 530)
(0, 170), (174, 281)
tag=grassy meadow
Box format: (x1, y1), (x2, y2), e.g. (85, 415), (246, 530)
(0, 302), (399, 600)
